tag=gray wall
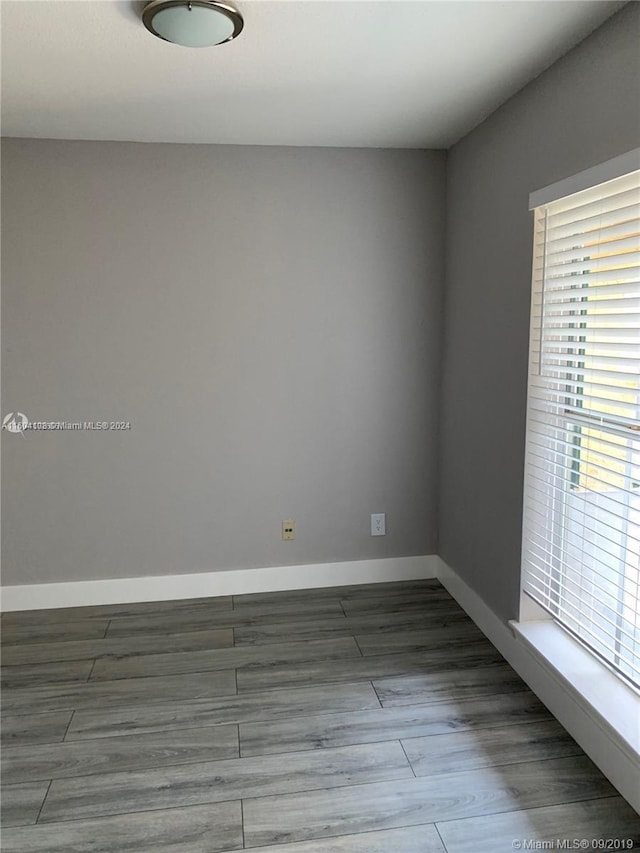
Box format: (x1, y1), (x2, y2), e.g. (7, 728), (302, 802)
(1, 141), (445, 584)
(439, 2), (640, 622)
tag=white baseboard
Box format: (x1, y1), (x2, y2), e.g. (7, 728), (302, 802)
(0, 555), (437, 612)
(436, 557), (640, 815)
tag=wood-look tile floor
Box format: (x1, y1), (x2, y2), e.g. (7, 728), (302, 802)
(1, 579), (638, 852)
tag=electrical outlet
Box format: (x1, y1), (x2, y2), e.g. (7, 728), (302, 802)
(371, 513), (386, 536)
(282, 520), (296, 541)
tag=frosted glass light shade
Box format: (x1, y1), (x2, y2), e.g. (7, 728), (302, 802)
(142, 1), (244, 48)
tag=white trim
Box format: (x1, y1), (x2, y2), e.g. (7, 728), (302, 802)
(529, 147), (640, 209)
(436, 557), (640, 814)
(0, 555), (437, 612)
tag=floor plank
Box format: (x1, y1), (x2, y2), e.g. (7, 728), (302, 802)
(220, 825), (447, 853)
(104, 601), (347, 638)
(1, 669), (237, 714)
(66, 682), (381, 740)
(1, 660), (95, 688)
(237, 643), (505, 692)
(38, 741), (413, 823)
(242, 755), (616, 847)
(373, 662), (526, 706)
(355, 621), (485, 656)
(1, 620), (110, 646)
(1, 712), (73, 747)
(223, 597), (348, 618)
(238, 690), (551, 756)
(401, 719), (581, 775)
(89, 637), (361, 681)
(436, 796), (640, 853)
(0, 801), (243, 852)
(234, 605), (468, 646)
(1, 628), (234, 666)
(340, 591), (455, 615)
(2, 725), (239, 784)
(0, 781), (50, 827)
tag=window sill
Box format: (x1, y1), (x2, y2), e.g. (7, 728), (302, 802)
(509, 619), (640, 760)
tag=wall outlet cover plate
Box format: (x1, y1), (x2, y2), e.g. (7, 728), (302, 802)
(282, 520), (296, 541)
(371, 513), (386, 536)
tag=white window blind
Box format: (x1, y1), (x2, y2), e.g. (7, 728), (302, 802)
(522, 166), (640, 689)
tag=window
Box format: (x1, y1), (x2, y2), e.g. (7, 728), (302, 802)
(521, 155), (640, 689)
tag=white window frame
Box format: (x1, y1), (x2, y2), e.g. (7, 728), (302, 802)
(521, 148), (640, 690)
(514, 149), (640, 808)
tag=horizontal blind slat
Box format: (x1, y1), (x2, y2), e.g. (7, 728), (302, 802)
(544, 202), (640, 241)
(545, 266), (639, 287)
(543, 277), (640, 296)
(543, 234), (640, 265)
(539, 221), (640, 254)
(523, 571), (640, 650)
(523, 474), (640, 533)
(523, 502), (640, 568)
(542, 281), (640, 301)
(523, 578), (639, 666)
(525, 438), (640, 485)
(525, 437), (640, 477)
(522, 573), (639, 657)
(529, 383), (640, 411)
(524, 522), (640, 588)
(544, 251), (640, 276)
(540, 341), (638, 356)
(544, 297), (640, 313)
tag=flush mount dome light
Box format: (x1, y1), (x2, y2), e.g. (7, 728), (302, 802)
(142, 0), (244, 47)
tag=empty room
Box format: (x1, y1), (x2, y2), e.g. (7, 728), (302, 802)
(1, 1), (639, 851)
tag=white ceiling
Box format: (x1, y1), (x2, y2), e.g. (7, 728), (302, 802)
(0, 0), (625, 148)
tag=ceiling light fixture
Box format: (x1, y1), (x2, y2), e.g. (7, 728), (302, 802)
(142, 0), (244, 48)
